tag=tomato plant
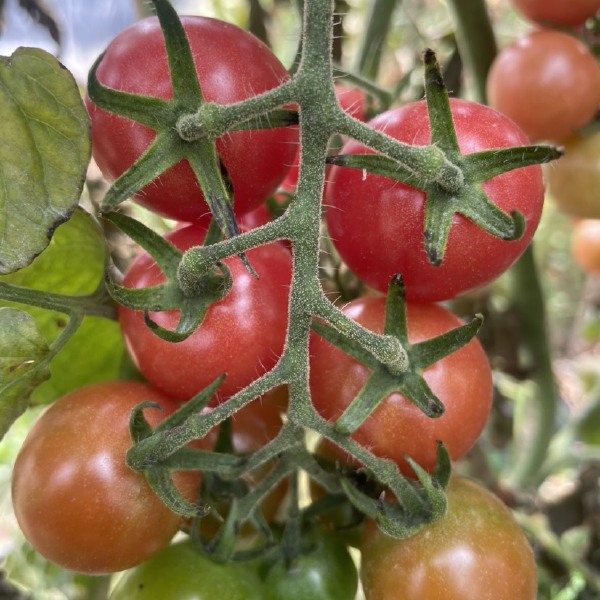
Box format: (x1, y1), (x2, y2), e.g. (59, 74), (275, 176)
(196, 398), (288, 538)
(86, 16), (298, 223)
(546, 131), (600, 218)
(511, 0), (600, 26)
(487, 29), (600, 143)
(109, 541), (265, 599)
(119, 223), (292, 402)
(324, 98), (544, 301)
(571, 219), (600, 273)
(11, 381), (198, 575)
(360, 476), (538, 600)
(263, 530), (358, 600)
(309, 296), (493, 476)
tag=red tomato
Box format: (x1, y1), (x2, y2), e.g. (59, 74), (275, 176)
(86, 16), (298, 222)
(511, 0), (600, 27)
(309, 297), (492, 476)
(571, 219), (600, 273)
(119, 224), (292, 401)
(11, 381), (198, 574)
(324, 98), (544, 301)
(487, 29), (600, 142)
(360, 476), (537, 600)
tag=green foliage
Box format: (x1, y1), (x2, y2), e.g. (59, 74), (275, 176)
(0, 48), (90, 274)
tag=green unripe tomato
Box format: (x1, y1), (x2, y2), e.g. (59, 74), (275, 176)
(264, 531), (358, 600)
(109, 541), (265, 600)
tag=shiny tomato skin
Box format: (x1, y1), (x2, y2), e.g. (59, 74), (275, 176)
(546, 132), (600, 218)
(360, 476), (537, 600)
(109, 541), (265, 600)
(511, 0), (600, 26)
(11, 381), (193, 575)
(571, 219), (600, 273)
(119, 224), (291, 402)
(487, 29), (600, 143)
(309, 297), (492, 476)
(86, 16), (298, 223)
(324, 98), (544, 301)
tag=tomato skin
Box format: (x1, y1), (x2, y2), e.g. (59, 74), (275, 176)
(324, 98), (544, 302)
(511, 0), (600, 27)
(109, 541), (265, 600)
(360, 476), (537, 600)
(571, 219), (600, 273)
(11, 381), (196, 575)
(546, 132), (600, 219)
(264, 531), (358, 600)
(309, 297), (492, 476)
(86, 16), (298, 223)
(119, 224), (291, 402)
(487, 29), (600, 143)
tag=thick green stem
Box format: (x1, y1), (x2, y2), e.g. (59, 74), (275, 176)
(449, 0), (557, 489)
(354, 0), (400, 80)
(506, 247), (557, 488)
(446, 0), (496, 103)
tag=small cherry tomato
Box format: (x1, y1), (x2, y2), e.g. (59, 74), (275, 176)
(324, 98), (544, 301)
(360, 476), (537, 600)
(87, 16), (298, 223)
(511, 0), (600, 27)
(546, 131), (600, 218)
(264, 530), (358, 600)
(119, 224), (292, 402)
(11, 381), (195, 574)
(571, 219), (600, 273)
(309, 297), (493, 476)
(487, 29), (600, 142)
(109, 541), (265, 600)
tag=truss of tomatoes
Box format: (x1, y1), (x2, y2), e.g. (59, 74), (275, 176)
(9, 5), (545, 597)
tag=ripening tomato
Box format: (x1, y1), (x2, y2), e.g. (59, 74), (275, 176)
(109, 541), (265, 600)
(487, 29), (600, 142)
(119, 224), (291, 402)
(309, 297), (493, 476)
(571, 219), (600, 273)
(546, 131), (600, 218)
(511, 0), (600, 27)
(324, 98), (544, 301)
(360, 476), (537, 600)
(11, 381), (199, 574)
(86, 16), (298, 222)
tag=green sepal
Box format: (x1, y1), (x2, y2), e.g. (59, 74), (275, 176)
(145, 467), (207, 519)
(338, 445), (449, 539)
(128, 400), (163, 443)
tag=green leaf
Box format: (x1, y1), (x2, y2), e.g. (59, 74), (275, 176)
(0, 47), (90, 274)
(0, 307), (51, 438)
(0, 210), (125, 405)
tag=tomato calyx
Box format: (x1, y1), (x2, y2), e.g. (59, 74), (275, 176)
(87, 0), (294, 243)
(105, 212), (232, 343)
(312, 275), (483, 435)
(328, 49), (562, 267)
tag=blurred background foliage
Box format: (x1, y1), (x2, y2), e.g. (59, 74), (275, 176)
(0, 0), (599, 598)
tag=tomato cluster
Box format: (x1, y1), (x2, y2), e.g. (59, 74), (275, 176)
(7, 2), (553, 599)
